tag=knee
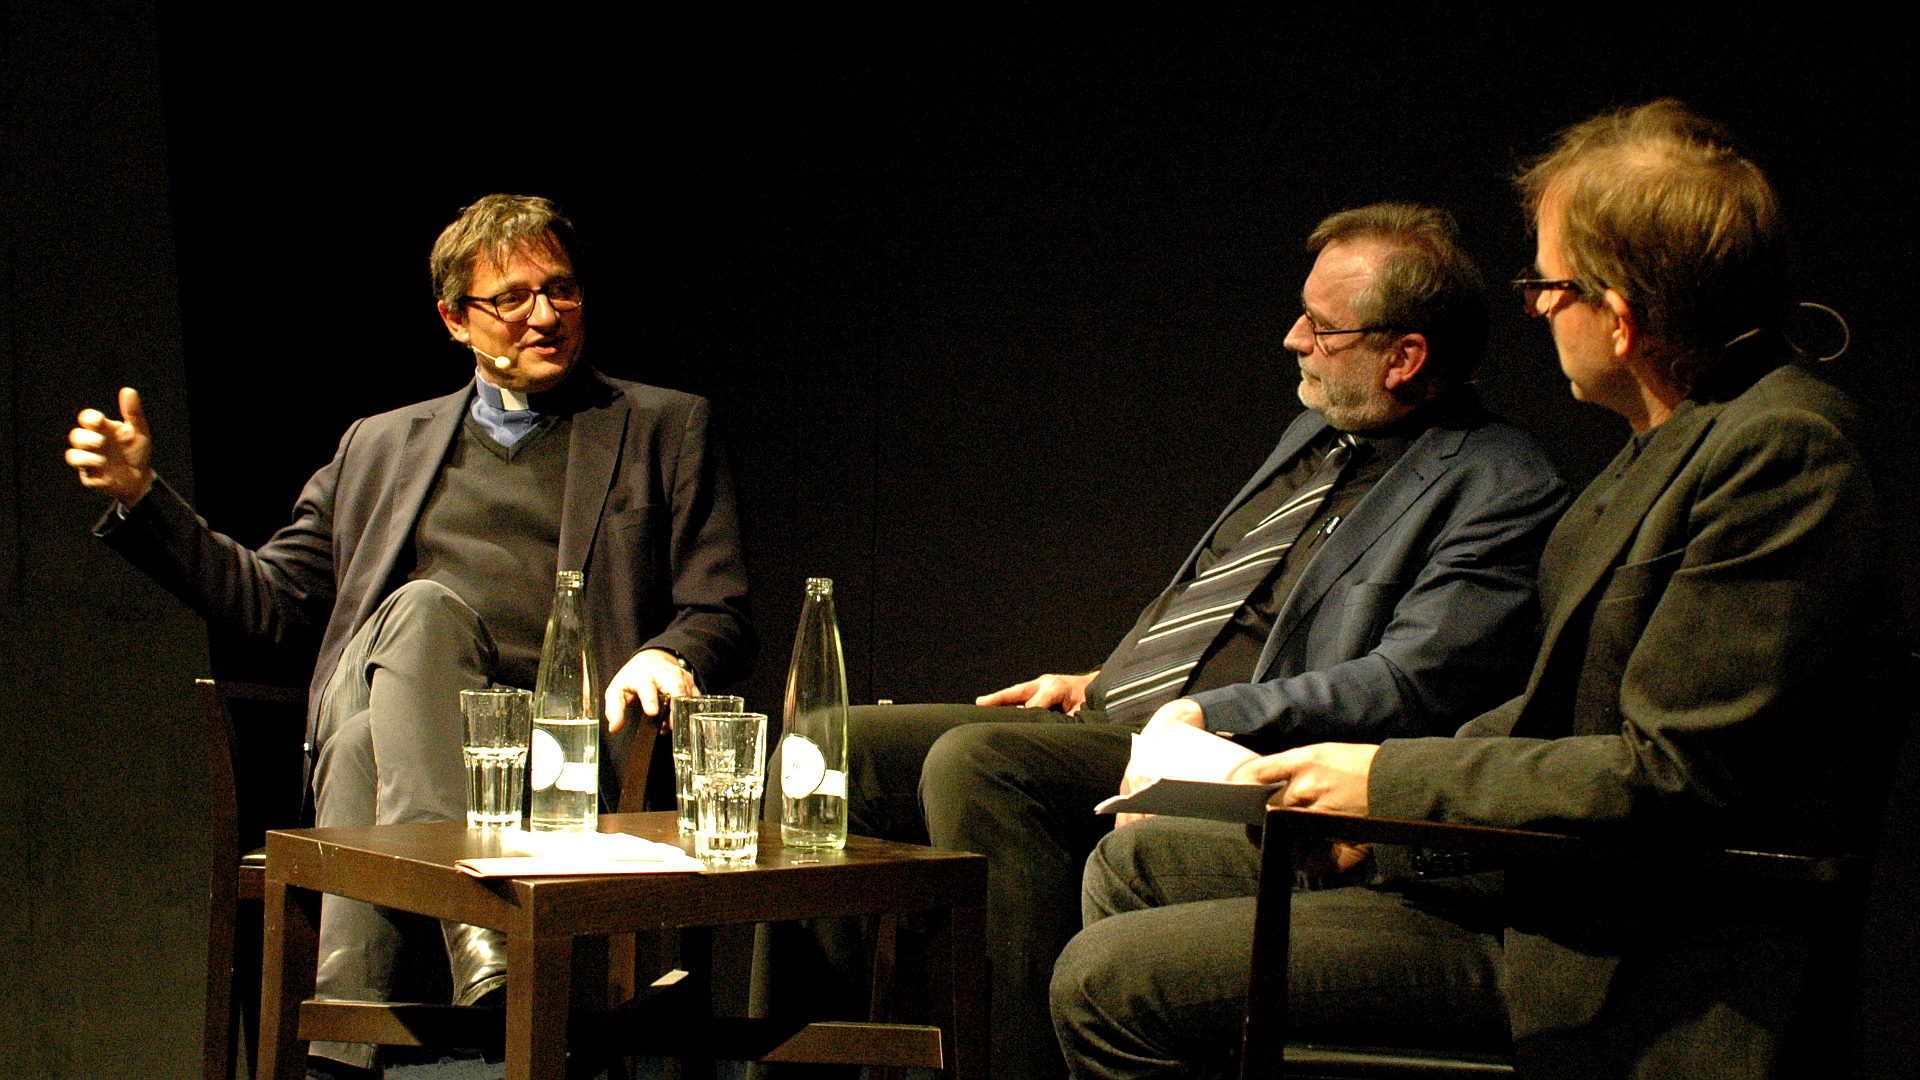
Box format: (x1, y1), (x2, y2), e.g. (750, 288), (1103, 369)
(918, 724), (1008, 814)
(382, 579), (483, 634)
(1049, 918), (1136, 1056)
(1082, 826), (1147, 925)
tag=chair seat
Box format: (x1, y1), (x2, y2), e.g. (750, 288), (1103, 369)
(239, 846), (267, 902)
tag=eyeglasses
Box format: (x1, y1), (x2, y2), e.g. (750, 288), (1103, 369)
(460, 280), (583, 323)
(1511, 273), (1586, 317)
(1301, 313), (1396, 353)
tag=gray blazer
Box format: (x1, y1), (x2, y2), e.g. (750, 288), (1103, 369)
(101, 366), (755, 810)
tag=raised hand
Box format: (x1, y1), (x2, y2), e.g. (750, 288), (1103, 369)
(67, 387), (155, 507)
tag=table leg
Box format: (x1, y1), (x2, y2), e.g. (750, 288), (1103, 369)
(506, 931), (573, 1080)
(924, 901), (988, 1080)
(257, 879), (316, 1080)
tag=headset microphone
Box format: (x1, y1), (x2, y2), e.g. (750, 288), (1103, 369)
(469, 345), (514, 371)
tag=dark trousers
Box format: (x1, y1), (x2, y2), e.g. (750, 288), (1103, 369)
(308, 579), (497, 1068)
(840, 704), (1138, 1080)
(1052, 816), (1509, 1080)
(1052, 816), (1812, 1080)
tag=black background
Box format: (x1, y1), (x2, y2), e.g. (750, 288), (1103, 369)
(3, 4), (1915, 1076)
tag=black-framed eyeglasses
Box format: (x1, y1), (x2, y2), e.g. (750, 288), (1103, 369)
(1511, 273), (1586, 317)
(460, 280), (583, 323)
(1302, 313), (1396, 352)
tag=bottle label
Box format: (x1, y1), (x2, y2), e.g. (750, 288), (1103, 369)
(781, 734), (827, 799)
(530, 728), (564, 790)
(558, 761), (599, 793)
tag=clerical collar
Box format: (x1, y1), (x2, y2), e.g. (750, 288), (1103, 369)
(470, 375), (545, 448)
(474, 378), (532, 412)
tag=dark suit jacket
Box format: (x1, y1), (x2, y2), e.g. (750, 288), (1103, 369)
(1138, 395), (1571, 746)
(1371, 363), (1889, 1050)
(101, 366), (755, 809)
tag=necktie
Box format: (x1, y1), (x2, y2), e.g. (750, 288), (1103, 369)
(1099, 433), (1358, 725)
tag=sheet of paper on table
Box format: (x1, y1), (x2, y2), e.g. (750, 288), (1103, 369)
(1092, 721), (1283, 826)
(455, 828), (707, 877)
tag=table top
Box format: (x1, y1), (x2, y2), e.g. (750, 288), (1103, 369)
(264, 813), (986, 934)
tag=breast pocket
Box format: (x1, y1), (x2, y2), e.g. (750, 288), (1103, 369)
(1576, 549), (1685, 730)
(1596, 548), (1684, 606)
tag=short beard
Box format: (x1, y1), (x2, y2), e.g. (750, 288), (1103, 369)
(1298, 378), (1398, 432)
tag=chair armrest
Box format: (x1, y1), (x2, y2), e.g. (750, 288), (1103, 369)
(1262, 807), (1862, 885)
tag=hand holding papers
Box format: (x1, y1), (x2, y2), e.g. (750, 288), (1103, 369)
(456, 827), (706, 877)
(1094, 721), (1285, 826)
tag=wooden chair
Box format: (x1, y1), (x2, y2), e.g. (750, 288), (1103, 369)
(201, 678), (307, 1080)
(1239, 808), (1869, 1079)
(1237, 651), (1916, 1080)
(199, 677), (664, 1078)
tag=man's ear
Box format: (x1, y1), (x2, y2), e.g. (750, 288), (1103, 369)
(1382, 332), (1429, 392)
(438, 301), (470, 343)
(1603, 289), (1636, 358)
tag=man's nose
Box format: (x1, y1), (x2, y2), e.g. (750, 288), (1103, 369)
(1282, 315), (1314, 355)
(526, 292), (561, 327)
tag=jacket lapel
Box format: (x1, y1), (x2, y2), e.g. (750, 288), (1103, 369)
(342, 387), (468, 629)
(559, 373), (625, 574)
(1505, 400), (1721, 735)
(1533, 401), (1716, 663)
(1251, 422), (1462, 678)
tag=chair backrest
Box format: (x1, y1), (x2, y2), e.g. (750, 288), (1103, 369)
(198, 677), (307, 1080)
(616, 718), (660, 814)
(199, 679), (307, 856)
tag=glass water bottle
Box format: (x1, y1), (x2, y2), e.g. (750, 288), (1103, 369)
(529, 570), (600, 831)
(780, 577), (850, 848)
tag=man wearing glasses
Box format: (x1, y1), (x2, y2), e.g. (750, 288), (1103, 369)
(66, 194), (754, 1079)
(834, 203), (1570, 1080)
(1054, 101), (1892, 1080)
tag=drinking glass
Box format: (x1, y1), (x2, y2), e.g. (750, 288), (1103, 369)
(459, 688), (533, 828)
(690, 711), (768, 862)
(669, 694), (746, 834)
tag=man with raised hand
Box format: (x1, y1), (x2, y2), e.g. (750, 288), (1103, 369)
(69, 194), (754, 1079)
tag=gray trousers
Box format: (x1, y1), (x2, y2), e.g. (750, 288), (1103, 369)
(309, 579), (497, 1068)
(837, 705), (1138, 1080)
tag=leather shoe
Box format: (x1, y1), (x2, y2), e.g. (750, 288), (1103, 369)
(441, 921), (509, 1007)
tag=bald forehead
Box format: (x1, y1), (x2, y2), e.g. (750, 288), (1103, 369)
(1302, 238), (1392, 321)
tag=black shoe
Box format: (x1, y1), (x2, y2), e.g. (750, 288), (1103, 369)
(441, 921), (509, 1007)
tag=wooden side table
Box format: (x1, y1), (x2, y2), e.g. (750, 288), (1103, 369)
(257, 813), (987, 1080)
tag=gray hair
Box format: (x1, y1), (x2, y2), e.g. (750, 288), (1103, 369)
(1307, 203), (1488, 384)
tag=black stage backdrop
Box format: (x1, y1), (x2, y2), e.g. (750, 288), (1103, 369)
(3, 5), (1915, 1076)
